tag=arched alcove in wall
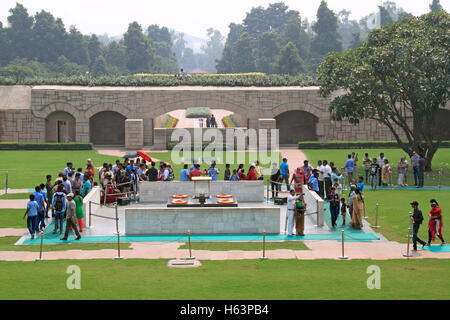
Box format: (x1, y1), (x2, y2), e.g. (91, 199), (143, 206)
(45, 111), (76, 143)
(275, 110), (319, 144)
(89, 111), (126, 145)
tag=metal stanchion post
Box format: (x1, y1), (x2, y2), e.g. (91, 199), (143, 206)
(88, 201), (92, 228)
(403, 213), (413, 258)
(187, 230), (196, 260)
(363, 202), (368, 219)
(260, 230), (268, 260)
(5, 171), (8, 194)
(338, 229), (348, 260)
(35, 231), (44, 261)
(114, 205), (123, 260)
(372, 203), (381, 228)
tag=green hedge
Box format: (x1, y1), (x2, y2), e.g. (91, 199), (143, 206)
(0, 74), (317, 87)
(186, 107), (212, 118)
(0, 142), (93, 150)
(298, 141), (450, 149)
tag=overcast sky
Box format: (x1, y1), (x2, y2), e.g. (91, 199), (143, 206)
(0, 0), (448, 38)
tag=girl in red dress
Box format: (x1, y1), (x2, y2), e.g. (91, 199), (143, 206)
(427, 199), (445, 246)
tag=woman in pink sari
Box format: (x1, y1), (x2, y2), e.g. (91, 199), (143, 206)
(291, 167), (305, 194)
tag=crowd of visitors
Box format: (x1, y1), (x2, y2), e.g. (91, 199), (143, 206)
(270, 152), (443, 239)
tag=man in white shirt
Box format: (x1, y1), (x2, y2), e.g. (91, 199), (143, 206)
(323, 160), (332, 197)
(376, 153), (387, 186)
(287, 190), (300, 236)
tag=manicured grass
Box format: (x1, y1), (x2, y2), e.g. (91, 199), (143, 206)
(0, 209), (26, 228)
(0, 150), (280, 190)
(363, 190), (450, 243)
(178, 241), (309, 251)
(0, 193), (30, 200)
(0, 236), (131, 252)
(0, 150), (118, 189)
(0, 259), (448, 300)
(304, 148), (450, 186)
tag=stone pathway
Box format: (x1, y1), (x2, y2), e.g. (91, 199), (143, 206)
(280, 148), (307, 169)
(0, 239), (448, 261)
(0, 189), (30, 196)
(0, 199), (27, 209)
(0, 228), (27, 237)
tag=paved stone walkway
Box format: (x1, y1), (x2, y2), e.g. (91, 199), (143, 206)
(280, 148), (307, 169)
(0, 199), (27, 209)
(0, 238), (448, 261)
(0, 189), (30, 196)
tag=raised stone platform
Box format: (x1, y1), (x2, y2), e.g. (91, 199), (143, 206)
(125, 205), (280, 235)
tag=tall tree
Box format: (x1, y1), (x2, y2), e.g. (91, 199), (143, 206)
(216, 23), (244, 73)
(318, 12), (450, 170)
(274, 41), (305, 75)
(32, 10), (67, 63)
(255, 32), (281, 74)
(0, 22), (9, 65)
(64, 26), (90, 66)
(104, 41), (127, 73)
(200, 28), (224, 73)
(311, 1), (342, 72)
(379, 6), (394, 26)
(123, 22), (152, 73)
(430, 0), (445, 12)
(88, 34), (103, 69)
(6, 3), (34, 60)
(91, 55), (107, 76)
(282, 17), (310, 60)
(231, 32), (256, 73)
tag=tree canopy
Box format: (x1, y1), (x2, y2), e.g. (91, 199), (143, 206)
(318, 12), (450, 169)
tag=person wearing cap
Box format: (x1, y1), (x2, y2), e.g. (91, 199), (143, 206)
(410, 201), (427, 251)
(60, 193), (81, 241)
(287, 190), (300, 236)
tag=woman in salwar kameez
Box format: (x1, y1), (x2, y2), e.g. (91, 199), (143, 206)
(351, 189), (365, 229)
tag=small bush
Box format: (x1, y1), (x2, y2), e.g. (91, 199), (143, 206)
(164, 115), (178, 128)
(0, 142), (93, 150)
(222, 115), (237, 128)
(186, 107), (212, 118)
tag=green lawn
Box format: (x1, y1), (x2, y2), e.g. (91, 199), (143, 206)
(0, 193), (30, 200)
(0, 236), (131, 252)
(178, 241), (309, 251)
(0, 150), (118, 189)
(304, 148), (450, 186)
(0, 209), (26, 228)
(0, 150), (280, 190)
(0, 259), (448, 300)
(362, 190), (450, 243)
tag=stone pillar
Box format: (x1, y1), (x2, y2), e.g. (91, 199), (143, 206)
(125, 119), (144, 150)
(153, 128), (168, 150)
(258, 118), (277, 151)
(143, 118), (153, 146)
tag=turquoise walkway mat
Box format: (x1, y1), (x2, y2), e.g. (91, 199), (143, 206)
(423, 244), (450, 253)
(22, 232), (380, 245)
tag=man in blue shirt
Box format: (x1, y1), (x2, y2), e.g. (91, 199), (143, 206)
(208, 163), (219, 181)
(308, 171), (320, 196)
(280, 158), (290, 191)
(356, 176), (365, 192)
(24, 194), (39, 239)
(344, 154), (355, 185)
(33, 186), (46, 231)
(81, 174), (92, 198)
(125, 160), (136, 178)
(179, 164), (190, 181)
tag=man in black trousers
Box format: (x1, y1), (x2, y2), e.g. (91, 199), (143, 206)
(410, 201), (427, 251)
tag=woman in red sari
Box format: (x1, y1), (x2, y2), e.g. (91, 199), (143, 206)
(291, 167), (305, 194)
(427, 199), (445, 246)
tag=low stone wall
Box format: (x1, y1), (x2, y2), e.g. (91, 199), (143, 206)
(125, 206), (280, 235)
(302, 185), (324, 227)
(82, 186), (101, 226)
(140, 181), (265, 203)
